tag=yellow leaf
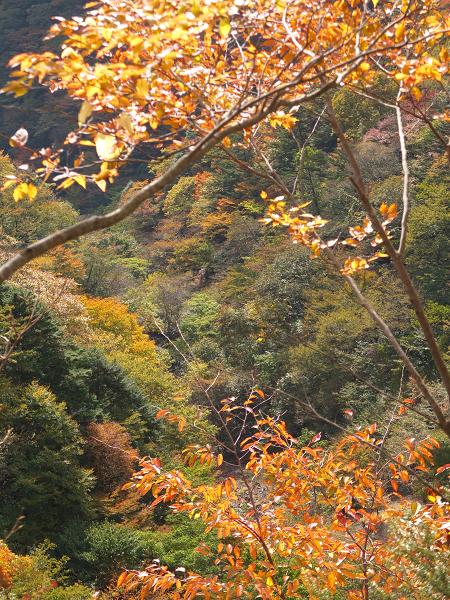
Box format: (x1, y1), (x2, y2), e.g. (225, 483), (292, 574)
(327, 572), (336, 590)
(395, 21), (405, 42)
(136, 78), (149, 99)
(13, 182), (36, 201)
(95, 133), (121, 161)
(13, 184), (26, 201)
(4, 81), (29, 97)
(130, 36), (144, 49)
(73, 174), (87, 189)
(26, 182), (37, 200)
(217, 454), (223, 466)
(387, 203), (397, 220)
(57, 178), (76, 190)
(78, 100), (93, 125)
(118, 113), (134, 135)
(219, 18), (231, 38)
(95, 179), (107, 192)
(379, 202), (388, 217)
(1, 178), (18, 191)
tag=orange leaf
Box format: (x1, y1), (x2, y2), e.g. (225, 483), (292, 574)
(156, 409), (170, 419)
(436, 463), (450, 474)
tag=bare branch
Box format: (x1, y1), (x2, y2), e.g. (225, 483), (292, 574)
(396, 86), (411, 257)
(325, 95), (450, 423)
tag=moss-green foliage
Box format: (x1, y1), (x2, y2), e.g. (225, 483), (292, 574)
(78, 516), (216, 586)
(163, 176), (196, 217)
(332, 83), (392, 140)
(407, 179), (450, 304)
(79, 227), (149, 297)
(0, 284), (152, 424)
(140, 514), (217, 575)
(172, 237), (214, 271)
(180, 292), (221, 343)
(80, 522), (153, 586)
(0, 380), (95, 550)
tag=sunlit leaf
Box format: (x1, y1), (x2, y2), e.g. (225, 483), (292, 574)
(78, 101), (93, 125)
(219, 18), (231, 38)
(9, 128), (29, 147)
(95, 133), (121, 161)
(13, 181), (37, 201)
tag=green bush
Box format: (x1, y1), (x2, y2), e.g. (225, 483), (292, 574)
(172, 237), (213, 271)
(0, 380), (94, 551)
(180, 292), (221, 342)
(139, 515), (218, 575)
(81, 522), (152, 586)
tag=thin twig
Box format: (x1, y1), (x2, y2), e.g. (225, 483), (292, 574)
(396, 86), (410, 257)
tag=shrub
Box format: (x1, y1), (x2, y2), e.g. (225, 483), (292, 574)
(85, 422), (139, 493)
(0, 541), (92, 599)
(81, 523), (152, 586)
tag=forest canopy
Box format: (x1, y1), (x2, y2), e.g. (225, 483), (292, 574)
(0, 0), (449, 598)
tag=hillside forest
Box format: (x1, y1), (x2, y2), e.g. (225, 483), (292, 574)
(0, 1), (449, 598)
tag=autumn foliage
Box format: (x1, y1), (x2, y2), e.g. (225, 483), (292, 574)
(0, 0), (449, 597)
(86, 422), (139, 493)
(1, 0), (448, 197)
(0, 543), (15, 590)
(118, 397), (450, 599)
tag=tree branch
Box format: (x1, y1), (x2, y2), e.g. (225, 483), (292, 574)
(325, 95), (450, 421)
(219, 113), (450, 437)
(0, 78), (337, 284)
(396, 86), (411, 257)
